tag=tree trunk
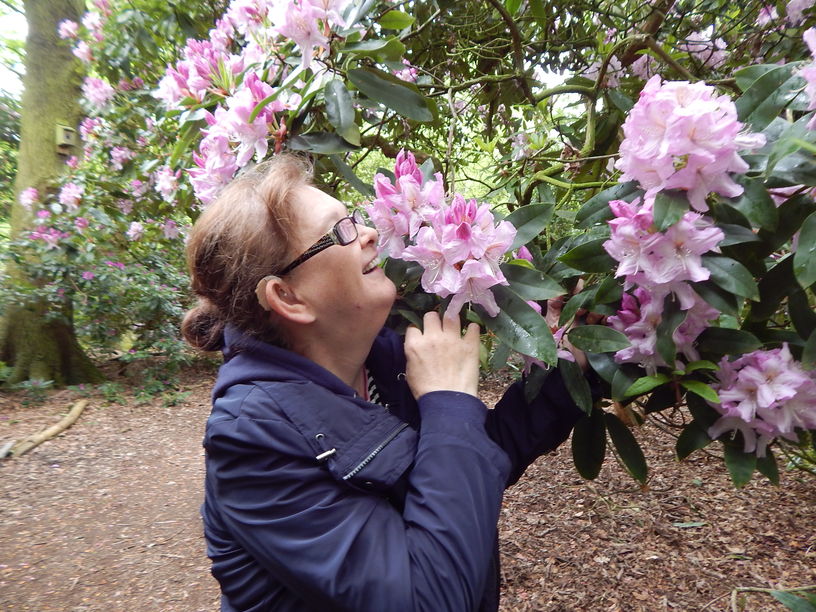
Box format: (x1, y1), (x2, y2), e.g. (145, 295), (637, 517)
(1, 0), (102, 386)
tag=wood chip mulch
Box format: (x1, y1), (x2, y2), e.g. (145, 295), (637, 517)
(0, 365), (813, 612)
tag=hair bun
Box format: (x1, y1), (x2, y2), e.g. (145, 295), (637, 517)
(181, 300), (225, 352)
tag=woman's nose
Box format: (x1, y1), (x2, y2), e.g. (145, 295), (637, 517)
(358, 223), (378, 247)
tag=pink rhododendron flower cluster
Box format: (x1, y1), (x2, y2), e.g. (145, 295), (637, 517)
(110, 146), (134, 170)
(603, 195), (723, 372)
(787, 0), (813, 24)
(126, 221), (144, 241)
(58, 19), (79, 39)
(616, 76), (766, 212)
(366, 151), (517, 317)
(679, 32), (727, 70)
(707, 344), (816, 456)
(82, 77), (115, 113)
(393, 59), (418, 82)
(154, 166), (181, 199)
(29, 226), (70, 250)
(58, 182), (84, 210)
(19, 187), (39, 210)
(73, 40), (93, 63)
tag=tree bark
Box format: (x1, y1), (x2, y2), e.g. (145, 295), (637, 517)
(1, 0), (102, 386)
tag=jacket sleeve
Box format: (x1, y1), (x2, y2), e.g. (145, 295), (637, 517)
(205, 386), (511, 612)
(485, 368), (599, 486)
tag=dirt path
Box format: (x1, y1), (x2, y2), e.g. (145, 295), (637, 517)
(1, 368), (814, 611)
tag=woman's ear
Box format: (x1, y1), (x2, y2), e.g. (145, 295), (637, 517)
(256, 275), (315, 324)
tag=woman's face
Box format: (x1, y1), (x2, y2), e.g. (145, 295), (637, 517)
(285, 185), (397, 331)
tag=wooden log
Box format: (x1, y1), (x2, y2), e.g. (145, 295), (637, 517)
(9, 399), (89, 458)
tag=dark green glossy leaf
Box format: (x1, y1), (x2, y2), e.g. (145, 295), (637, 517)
(789, 289), (816, 338)
(653, 190), (688, 231)
(734, 64), (782, 92)
(594, 275), (623, 305)
(693, 281), (741, 316)
(505, 204), (554, 251)
(572, 409), (606, 480)
(758, 195), (816, 254)
(686, 393), (720, 429)
(723, 443), (757, 488)
(611, 365), (643, 401)
(794, 212), (816, 289)
(644, 384), (677, 414)
(348, 67), (433, 122)
(756, 451), (780, 486)
(501, 263), (564, 301)
(696, 327), (762, 356)
(559, 357), (592, 415)
(726, 176), (778, 231)
(342, 37), (406, 61)
(702, 255), (760, 301)
(523, 365), (553, 404)
(680, 380), (720, 403)
(605, 413), (648, 484)
(684, 360), (719, 373)
(607, 89), (634, 113)
(624, 374), (670, 398)
(575, 181), (641, 228)
(378, 9), (415, 29)
(504, 0), (522, 15)
(676, 421), (713, 460)
(289, 132), (358, 154)
(478, 285), (557, 365)
(803, 330), (816, 368)
(324, 80), (355, 132)
(329, 155), (373, 196)
(656, 294), (686, 365)
(735, 64), (800, 130)
(771, 591), (816, 612)
(489, 341), (512, 372)
(568, 325), (630, 353)
(558, 238), (616, 273)
(585, 351), (617, 384)
(748, 256), (794, 322)
(718, 223), (762, 247)
(558, 288), (595, 326)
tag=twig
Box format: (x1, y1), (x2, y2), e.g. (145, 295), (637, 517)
(6, 400), (89, 458)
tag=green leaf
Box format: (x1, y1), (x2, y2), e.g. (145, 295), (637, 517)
(607, 89), (634, 113)
(585, 351), (617, 384)
(558, 239), (616, 273)
(653, 190), (688, 231)
(735, 64), (801, 130)
(594, 275), (623, 305)
(726, 176), (779, 231)
(734, 64), (781, 91)
(605, 413), (648, 484)
(696, 327), (762, 356)
(378, 10), (415, 29)
(341, 37), (406, 61)
(676, 421), (713, 460)
(568, 325), (630, 353)
(789, 289), (816, 338)
(559, 357), (593, 415)
(680, 380), (720, 403)
(501, 263), (564, 300)
(611, 365), (643, 401)
(530, 0), (547, 21)
(347, 67), (433, 122)
(803, 330), (816, 368)
(702, 255), (760, 301)
(505, 204), (554, 251)
(169, 119), (205, 166)
(684, 360), (719, 373)
(624, 374), (671, 398)
(656, 294), (686, 365)
(558, 288), (595, 327)
(478, 285), (557, 365)
(504, 0), (522, 15)
(794, 212), (816, 288)
(324, 80), (355, 132)
(693, 281), (741, 316)
(329, 155), (374, 197)
(576, 181), (641, 228)
(756, 451), (780, 486)
(718, 223), (762, 247)
(289, 132), (359, 154)
(771, 591), (816, 612)
(571, 409), (606, 480)
(723, 444), (757, 488)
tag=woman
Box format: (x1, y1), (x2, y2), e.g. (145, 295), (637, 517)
(182, 155), (594, 612)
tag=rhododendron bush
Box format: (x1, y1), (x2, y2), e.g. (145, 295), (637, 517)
(5, 0), (816, 491)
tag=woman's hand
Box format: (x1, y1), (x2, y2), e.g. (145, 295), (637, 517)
(404, 311), (480, 400)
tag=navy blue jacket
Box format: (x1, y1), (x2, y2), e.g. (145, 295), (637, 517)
(202, 325), (584, 612)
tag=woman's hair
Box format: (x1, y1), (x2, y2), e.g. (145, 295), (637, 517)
(181, 155), (312, 351)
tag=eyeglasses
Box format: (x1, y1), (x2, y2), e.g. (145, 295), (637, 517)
(278, 209), (371, 275)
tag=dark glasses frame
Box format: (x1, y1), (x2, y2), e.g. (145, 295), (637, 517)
(278, 209), (369, 275)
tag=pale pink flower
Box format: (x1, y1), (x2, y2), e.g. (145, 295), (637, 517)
(110, 146), (133, 170)
(615, 76), (766, 212)
(271, 1), (328, 71)
(118, 199), (134, 215)
(393, 59), (418, 82)
(516, 246), (533, 262)
(73, 41), (93, 63)
(708, 344), (816, 456)
(189, 128), (239, 205)
(220, 72), (280, 165)
(82, 77), (115, 112)
(82, 12), (104, 42)
(74, 217), (89, 231)
(58, 20), (79, 39)
(126, 221), (144, 241)
(81, 270), (95, 280)
(129, 179), (149, 198)
(19, 187), (39, 209)
(608, 286), (667, 374)
(59, 182), (84, 210)
(66, 156), (79, 169)
(679, 32), (727, 70)
(799, 29), (816, 130)
(787, 0), (813, 24)
(93, 0), (112, 16)
(629, 54), (658, 80)
(161, 219), (180, 239)
(584, 56), (623, 88)
(154, 166), (181, 199)
(756, 4), (779, 25)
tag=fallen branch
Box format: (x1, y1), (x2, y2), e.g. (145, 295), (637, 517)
(5, 400), (89, 458)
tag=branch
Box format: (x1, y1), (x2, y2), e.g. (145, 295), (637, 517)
(5, 400), (89, 458)
(535, 84), (596, 104)
(484, 0), (536, 105)
(0, 0), (23, 15)
(643, 36), (697, 81)
(619, 0), (677, 66)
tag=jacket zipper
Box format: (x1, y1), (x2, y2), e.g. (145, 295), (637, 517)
(342, 422), (409, 480)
